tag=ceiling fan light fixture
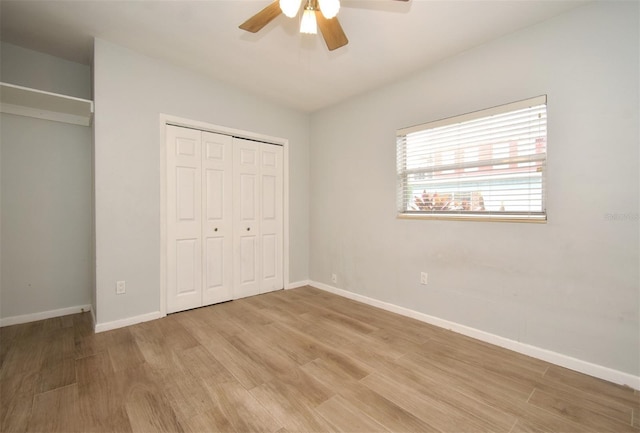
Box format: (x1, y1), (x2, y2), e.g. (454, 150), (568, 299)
(318, 0), (340, 19)
(279, 0), (302, 18)
(300, 7), (317, 34)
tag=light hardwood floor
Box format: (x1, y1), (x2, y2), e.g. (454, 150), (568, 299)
(1, 286), (638, 432)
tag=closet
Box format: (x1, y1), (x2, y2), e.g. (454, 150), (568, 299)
(166, 125), (283, 314)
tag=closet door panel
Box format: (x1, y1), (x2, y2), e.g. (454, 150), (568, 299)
(205, 237), (224, 286)
(260, 144), (283, 293)
(176, 238), (200, 295)
(233, 139), (260, 299)
(240, 236), (257, 282)
(167, 125), (203, 313)
(262, 234), (277, 280)
(202, 131), (233, 305)
(205, 170), (224, 219)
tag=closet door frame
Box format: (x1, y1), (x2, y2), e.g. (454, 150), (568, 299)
(159, 114), (289, 317)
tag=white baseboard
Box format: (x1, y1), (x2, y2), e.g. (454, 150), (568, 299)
(0, 304), (92, 327)
(94, 311), (164, 333)
(286, 280), (311, 290)
(94, 281), (312, 333)
(310, 281), (640, 390)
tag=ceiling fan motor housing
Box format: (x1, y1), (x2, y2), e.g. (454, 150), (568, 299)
(240, 0), (408, 51)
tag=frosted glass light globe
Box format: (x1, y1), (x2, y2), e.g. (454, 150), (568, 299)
(300, 7), (317, 34)
(318, 0), (340, 19)
(279, 0), (302, 18)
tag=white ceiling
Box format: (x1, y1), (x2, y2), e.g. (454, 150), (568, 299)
(0, 0), (588, 112)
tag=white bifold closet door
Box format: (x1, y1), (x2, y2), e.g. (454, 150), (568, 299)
(166, 125), (283, 314)
(233, 138), (283, 299)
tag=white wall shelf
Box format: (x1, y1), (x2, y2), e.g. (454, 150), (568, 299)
(0, 82), (94, 126)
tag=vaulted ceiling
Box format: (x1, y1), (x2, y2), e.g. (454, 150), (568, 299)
(0, 0), (588, 112)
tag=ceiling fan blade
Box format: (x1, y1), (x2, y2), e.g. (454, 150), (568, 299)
(239, 1), (282, 33)
(315, 11), (349, 51)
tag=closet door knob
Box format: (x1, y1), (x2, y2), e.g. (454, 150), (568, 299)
(214, 228), (218, 232)
(246, 227), (251, 231)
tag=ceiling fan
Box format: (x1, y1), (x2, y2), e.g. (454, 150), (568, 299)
(239, 0), (409, 51)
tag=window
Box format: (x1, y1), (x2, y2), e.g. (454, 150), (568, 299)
(396, 95), (547, 222)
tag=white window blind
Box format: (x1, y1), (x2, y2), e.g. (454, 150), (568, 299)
(396, 95), (547, 222)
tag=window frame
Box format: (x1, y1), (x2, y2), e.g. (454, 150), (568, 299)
(396, 95), (548, 223)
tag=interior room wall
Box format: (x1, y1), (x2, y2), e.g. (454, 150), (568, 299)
(0, 41), (91, 99)
(93, 38), (310, 327)
(0, 42), (93, 321)
(309, 1), (639, 378)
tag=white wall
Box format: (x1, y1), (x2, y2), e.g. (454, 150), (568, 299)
(0, 41), (91, 99)
(0, 43), (93, 321)
(93, 39), (310, 326)
(309, 2), (639, 377)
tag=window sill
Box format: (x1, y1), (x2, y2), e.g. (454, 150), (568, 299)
(397, 213), (547, 224)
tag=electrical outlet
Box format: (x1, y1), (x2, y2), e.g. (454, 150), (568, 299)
(116, 280), (126, 295)
(331, 273), (337, 284)
(420, 272), (428, 285)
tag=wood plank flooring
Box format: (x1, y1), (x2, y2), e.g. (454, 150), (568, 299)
(1, 286), (638, 432)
